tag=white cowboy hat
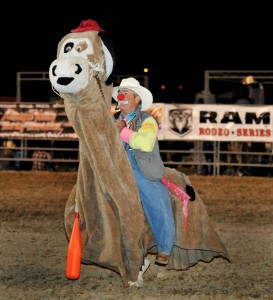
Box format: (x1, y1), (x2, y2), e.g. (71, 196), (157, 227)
(112, 77), (153, 111)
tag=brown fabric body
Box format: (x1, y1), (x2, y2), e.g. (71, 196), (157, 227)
(60, 31), (151, 286)
(54, 30), (229, 288)
(63, 84), (150, 286)
(161, 167), (229, 268)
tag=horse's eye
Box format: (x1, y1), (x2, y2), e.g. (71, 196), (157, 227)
(76, 46), (81, 52)
(64, 42), (74, 53)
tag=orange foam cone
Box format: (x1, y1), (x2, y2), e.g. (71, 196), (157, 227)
(66, 211), (82, 280)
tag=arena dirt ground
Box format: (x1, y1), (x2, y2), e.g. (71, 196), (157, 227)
(0, 171), (273, 300)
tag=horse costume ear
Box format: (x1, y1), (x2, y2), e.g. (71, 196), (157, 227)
(99, 32), (116, 85)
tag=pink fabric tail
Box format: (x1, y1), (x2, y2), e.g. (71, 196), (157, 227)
(161, 177), (191, 240)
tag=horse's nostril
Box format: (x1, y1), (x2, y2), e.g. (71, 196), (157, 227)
(75, 64), (82, 75)
(52, 65), (57, 76)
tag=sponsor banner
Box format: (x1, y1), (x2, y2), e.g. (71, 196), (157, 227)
(0, 102), (77, 139)
(0, 102), (272, 142)
(163, 104), (272, 142)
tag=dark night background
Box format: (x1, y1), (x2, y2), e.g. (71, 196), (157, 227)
(1, 4), (273, 103)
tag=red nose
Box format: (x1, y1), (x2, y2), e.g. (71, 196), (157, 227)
(117, 93), (125, 101)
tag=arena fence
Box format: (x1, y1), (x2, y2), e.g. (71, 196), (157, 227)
(0, 71), (272, 176)
(0, 140), (272, 176)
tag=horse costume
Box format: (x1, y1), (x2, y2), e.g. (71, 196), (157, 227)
(49, 19), (230, 287)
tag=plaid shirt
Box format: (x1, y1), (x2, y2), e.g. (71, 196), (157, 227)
(32, 151), (52, 171)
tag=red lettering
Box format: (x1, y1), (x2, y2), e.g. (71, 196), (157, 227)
(236, 129), (271, 137)
(199, 128), (230, 136)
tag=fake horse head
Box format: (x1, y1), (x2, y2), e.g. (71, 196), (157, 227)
(49, 19), (115, 107)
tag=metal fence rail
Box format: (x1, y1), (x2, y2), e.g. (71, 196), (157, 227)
(0, 140), (272, 176)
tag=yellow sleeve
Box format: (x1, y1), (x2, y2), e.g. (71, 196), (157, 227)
(129, 117), (158, 152)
